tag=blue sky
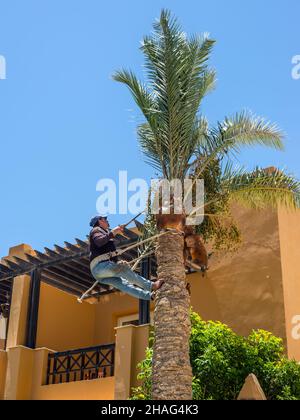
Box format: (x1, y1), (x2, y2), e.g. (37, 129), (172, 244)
(0, 0), (299, 257)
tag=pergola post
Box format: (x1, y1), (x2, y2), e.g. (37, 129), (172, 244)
(25, 269), (41, 349)
(139, 257), (151, 325)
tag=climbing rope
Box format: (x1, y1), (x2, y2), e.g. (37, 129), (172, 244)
(130, 249), (155, 271)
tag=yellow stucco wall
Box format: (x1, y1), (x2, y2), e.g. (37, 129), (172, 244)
(130, 324), (151, 389)
(36, 282), (96, 351)
(278, 207), (300, 360)
(36, 283), (153, 351)
(190, 205), (287, 341)
(32, 376), (115, 400)
(94, 291), (145, 344)
(114, 324), (151, 400)
(0, 350), (7, 400)
(6, 275), (31, 348)
(3, 345), (114, 400)
(4, 346), (34, 400)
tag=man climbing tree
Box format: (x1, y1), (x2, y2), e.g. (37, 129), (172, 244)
(89, 215), (164, 300)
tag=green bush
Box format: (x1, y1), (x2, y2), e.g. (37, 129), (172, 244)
(131, 311), (300, 400)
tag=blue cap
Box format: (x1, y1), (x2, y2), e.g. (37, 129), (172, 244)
(89, 215), (108, 227)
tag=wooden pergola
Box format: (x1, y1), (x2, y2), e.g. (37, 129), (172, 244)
(0, 224), (154, 349)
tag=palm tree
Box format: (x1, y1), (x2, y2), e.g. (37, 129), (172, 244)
(113, 10), (300, 400)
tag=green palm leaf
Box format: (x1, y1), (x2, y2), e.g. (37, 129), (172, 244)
(113, 9), (216, 180)
(222, 165), (300, 210)
(190, 111), (284, 178)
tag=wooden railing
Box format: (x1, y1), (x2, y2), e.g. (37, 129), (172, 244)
(46, 343), (115, 385)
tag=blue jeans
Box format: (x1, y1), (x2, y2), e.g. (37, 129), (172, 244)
(90, 260), (152, 301)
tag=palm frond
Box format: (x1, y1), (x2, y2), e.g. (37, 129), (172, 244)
(219, 111), (284, 151)
(112, 69), (158, 131)
(114, 9), (215, 180)
(137, 123), (168, 177)
(222, 165), (300, 210)
(189, 111), (284, 179)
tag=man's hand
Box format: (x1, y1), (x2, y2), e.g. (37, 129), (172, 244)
(111, 225), (125, 236)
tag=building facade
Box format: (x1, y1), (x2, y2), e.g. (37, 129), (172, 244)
(0, 205), (299, 400)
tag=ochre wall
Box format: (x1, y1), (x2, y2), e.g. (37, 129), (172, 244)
(36, 283), (96, 351)
(4, 345), (114, 400)
(278, 207), (300, 360)
(190, 205), (287, 342)
(4, 346), (34, 400)
(6, 275), (31, 348)
(114, 324), (150, 400)
(32, 376), (115, 400)
(130, 324), (151, 389)
(35, 283), (152, 352)
(93, 291), (154, 345)
(4, 245), (39, 349)
(0, 350), (7, 399)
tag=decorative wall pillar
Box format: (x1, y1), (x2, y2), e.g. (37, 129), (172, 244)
(5, 244), (36, 349)
(114, 324), (150, 400)
(4, 346), (34, 400)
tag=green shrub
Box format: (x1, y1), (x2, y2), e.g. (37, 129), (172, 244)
(131, 310), (300, 400)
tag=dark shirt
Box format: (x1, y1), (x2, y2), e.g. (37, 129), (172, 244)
(89, 227), (118, 263)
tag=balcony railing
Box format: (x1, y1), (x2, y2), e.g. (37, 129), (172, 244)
(46, 343), (115, 385)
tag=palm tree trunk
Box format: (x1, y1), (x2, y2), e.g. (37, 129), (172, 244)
(152, 230), (193, 400)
